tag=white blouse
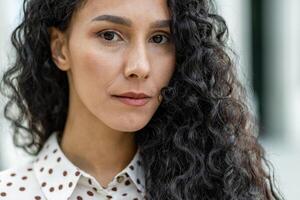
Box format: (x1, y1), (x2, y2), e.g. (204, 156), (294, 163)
(0, 132), (146, 200)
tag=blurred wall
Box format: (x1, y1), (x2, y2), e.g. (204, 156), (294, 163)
(262, 0), (300, 199)
(263, 0), (300, 145)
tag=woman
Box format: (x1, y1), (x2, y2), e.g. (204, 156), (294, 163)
(0, 0), (283, 199)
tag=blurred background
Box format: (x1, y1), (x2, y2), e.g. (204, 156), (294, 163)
(0, 0), (299, 199)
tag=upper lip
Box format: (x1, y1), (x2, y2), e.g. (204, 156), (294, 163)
(113, 92), (151, 99)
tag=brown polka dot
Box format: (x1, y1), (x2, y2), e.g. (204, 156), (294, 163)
(57, 157), (61, 162)
(63, 171), (68, 176)
(92, 187), (97, 191)
(53, 149), (58, 153)
(137, 160), (141, 166)
(129, 165), (134, 170)
(87, 190), (94, 196)
(106, 195), (113, 199)
(122, 193), (127, 196)
(137, 178), (141, 184)
(125, 180), (131, 186)
(41, 182), (47, 187)
(133, 198), (138, 200)
(19, 187), (26, 191)
(137, 188), (142, 193)
(58, 184), (63, 190)
(88, 178), (92, 185)
(49, 187), (54, 192)
(21, 176), (28, 180)
(0, 192), (6, 197)
(40, 167), (44, 172)
(48, 168), (53, 174)
(34, 196), (41, 200)
(75, 171), (80, 176)
(6, 182), (12, 186)
(44, 155), (48, 160)
(10, 173), (16, 177)
(112, 187), (117, 191)
(77, 196), (83, 200)
(27, 168), (33, 171)
(68, 182), (73, 187)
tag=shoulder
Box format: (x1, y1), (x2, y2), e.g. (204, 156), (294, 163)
(0, 162), (45, 199)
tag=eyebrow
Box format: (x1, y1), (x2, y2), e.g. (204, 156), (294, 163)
(91, 14), (171, 28)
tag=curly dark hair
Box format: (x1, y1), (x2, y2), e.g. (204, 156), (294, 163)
(1, 0), (283, 199)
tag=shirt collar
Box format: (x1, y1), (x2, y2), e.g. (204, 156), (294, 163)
(33, 132), (145, 200)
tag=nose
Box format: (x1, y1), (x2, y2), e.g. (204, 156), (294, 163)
(124, 41), (150, 80)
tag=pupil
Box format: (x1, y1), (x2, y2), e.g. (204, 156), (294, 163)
(153, 35), (163, 43)
(104, 32), (114, 40)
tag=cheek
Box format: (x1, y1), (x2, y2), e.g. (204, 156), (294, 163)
(80, 49), (118, 80)
(69, 32), (122, 82)
(71, 46), (124, 94)
(68, 44), (124, 111)
(152, 53), (176, 87)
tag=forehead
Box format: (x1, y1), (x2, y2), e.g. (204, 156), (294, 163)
(73, 0), (171, 25)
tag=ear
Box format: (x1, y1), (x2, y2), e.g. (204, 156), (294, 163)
(49, 27), (70, 71)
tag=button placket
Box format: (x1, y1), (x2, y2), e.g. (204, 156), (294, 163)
(116, 175), (125, 183)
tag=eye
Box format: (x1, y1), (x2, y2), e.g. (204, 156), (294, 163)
(96, 30), (122, 42)
(150, 34), (170, 44)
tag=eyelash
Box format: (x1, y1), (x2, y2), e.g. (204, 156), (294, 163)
(96, 30), (171, 45)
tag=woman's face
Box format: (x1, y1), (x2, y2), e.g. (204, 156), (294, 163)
(51, 0), (175, 132)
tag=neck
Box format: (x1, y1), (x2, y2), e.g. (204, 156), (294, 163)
(60, 126), (137, 175)
(59, 91), (137, 187)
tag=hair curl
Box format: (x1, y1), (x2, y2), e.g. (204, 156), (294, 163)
(1, 0), (283, 199)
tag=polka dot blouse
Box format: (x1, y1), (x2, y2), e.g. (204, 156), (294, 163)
(0, 132), (146, 199)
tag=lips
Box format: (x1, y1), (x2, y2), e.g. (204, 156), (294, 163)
(111, 91), (151, 106)
(114, 92), (151, 99)
(112, 96), (150, 106)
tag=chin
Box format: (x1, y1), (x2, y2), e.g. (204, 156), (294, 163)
(117, 123), (148, 132)
(106, 118), (150, 133)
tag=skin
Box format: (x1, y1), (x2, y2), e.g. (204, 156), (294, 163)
(50, 0), (175, 187)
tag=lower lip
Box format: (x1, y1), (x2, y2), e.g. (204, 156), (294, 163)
(112, 96), (150, 106)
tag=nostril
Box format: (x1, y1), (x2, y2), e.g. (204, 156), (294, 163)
(129, 74), (138, 78)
